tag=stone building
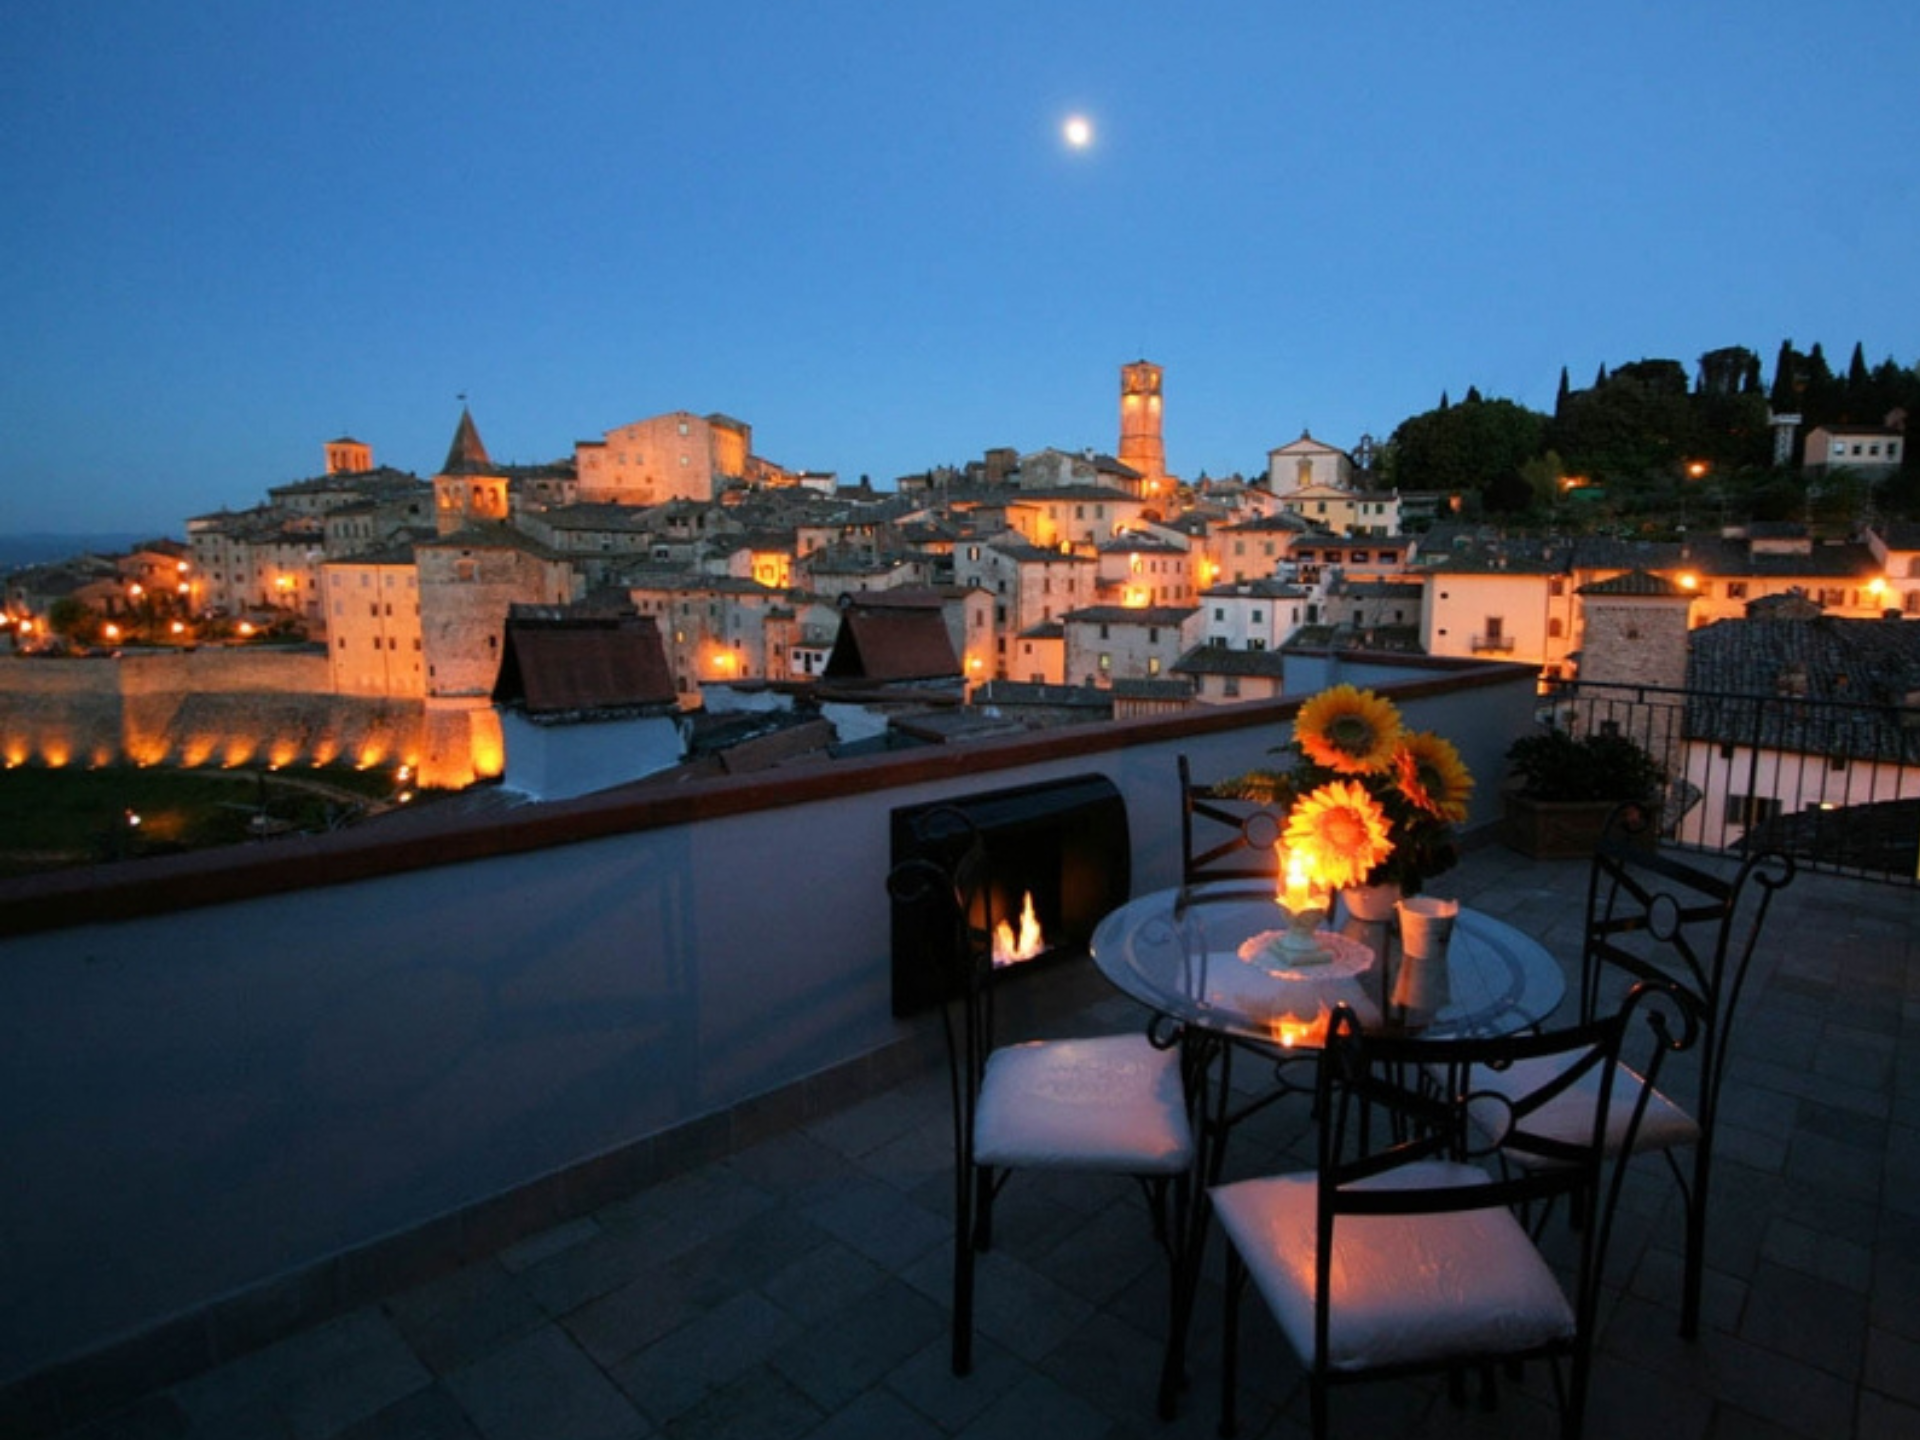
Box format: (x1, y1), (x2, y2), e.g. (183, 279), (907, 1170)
(573, 412), (752, 507)
(321, 544), (426, 698)
(1062, 603), (1199, 690)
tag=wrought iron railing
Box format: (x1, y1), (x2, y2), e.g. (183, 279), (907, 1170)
(1470, 633), (1516, 654)
(1539, 679), (1920, 885)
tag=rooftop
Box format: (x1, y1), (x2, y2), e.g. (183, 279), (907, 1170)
(33, 845), (1918, 1440)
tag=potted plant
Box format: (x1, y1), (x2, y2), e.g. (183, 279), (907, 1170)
(1502, 727), (1665, 859)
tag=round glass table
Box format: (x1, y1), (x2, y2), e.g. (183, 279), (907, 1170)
(1091, 884), (1567, 1046)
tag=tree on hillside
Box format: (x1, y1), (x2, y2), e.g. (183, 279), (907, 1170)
(1698, 346), (1760, 397)
(1770, 339), (1804, 413)
(1387, 392), (1548, 495)
(1548, 358), (1699, 480)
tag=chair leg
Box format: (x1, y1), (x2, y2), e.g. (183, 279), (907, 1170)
(952, 1170), (975, 1375)
(972, 1165), (996, 1252)
(1218, 1249), (1245, 1437)
(1680, 1148), (1710, 1339)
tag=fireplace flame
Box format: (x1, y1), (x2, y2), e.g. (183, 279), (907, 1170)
(992, 891), (1046, 967)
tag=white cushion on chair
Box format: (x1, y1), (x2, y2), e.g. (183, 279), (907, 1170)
(974, 1032), (1194, 1172)
(1211, 1163), (1574, 1373)
(1469, 1056), (1701, 1162)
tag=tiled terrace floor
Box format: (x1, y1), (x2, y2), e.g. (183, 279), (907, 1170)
(47, 847), (1920, 1439)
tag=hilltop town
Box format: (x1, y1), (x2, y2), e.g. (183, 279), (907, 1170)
(4, 357), (1916, 793)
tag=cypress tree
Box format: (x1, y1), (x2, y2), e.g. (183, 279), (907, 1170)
(1770, 339), (1799, 411)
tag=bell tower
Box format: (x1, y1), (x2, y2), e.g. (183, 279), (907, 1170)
(433, 407), (510, 534)
(1118, 360), (1166, 495)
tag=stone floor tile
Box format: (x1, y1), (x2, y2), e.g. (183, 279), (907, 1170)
(382, 1261), (547, 1377)
(331, 1385), (482, 1440)
(1694, 1329), (1859, 1438)
(1863, 1325), (1920, 1408)
(949, 1370), (1114, 1440)
(443, 1328), (648, 1440)
(767, 1276), (946, 1412)
(759, 1237), (891, 1326)
(959, 1249), (1098, 1364)
(799, 1176), (947, 1272)
(883, 1336), (1026, 1434)
(1857, 1390), (1920, 1440)
(1738, 1262), (1869, 1383)
(1758, 1215), (1873, 1292)
(611, 1291), (800, 1428)
(655, 1366), (820, 1440)
(791, 1387), (943, 1440)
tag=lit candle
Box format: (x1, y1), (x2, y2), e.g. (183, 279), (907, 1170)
(1281, 846), (1313, 913)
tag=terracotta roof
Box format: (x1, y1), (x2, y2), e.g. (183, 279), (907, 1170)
(822, 606), (960, 683)
(491, 610), (677, 716)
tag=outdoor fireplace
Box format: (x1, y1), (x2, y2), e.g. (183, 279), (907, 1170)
(889, 773), (1130, 1016)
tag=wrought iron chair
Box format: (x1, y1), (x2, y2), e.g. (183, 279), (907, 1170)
(1213, 987), (1692, 1439)
(886, 809), (1195, 1376)
(1480, 801), (1796, 1337)
(1178, 753), (1287, 896)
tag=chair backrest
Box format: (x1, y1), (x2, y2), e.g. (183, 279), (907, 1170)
(1178, 753), (1286, 893)
(1311, 986), (1694, 1355)
(886, 809), (1001, 1162)
(1580, 802), (1795, 1135)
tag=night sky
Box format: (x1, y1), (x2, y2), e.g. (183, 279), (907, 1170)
(5, 1), (1915, 536)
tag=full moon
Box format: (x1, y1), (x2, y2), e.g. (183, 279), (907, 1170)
(1063, 115), (1093, 149)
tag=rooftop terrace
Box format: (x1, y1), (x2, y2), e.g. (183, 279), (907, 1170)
(24, 844), (1920, 1440)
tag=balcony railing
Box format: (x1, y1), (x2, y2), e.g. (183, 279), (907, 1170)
(1469, 633), (1516, 653)
(1544, 678), (1920, 885)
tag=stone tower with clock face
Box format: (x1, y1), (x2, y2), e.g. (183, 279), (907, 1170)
(1118, 359), (1167, 496)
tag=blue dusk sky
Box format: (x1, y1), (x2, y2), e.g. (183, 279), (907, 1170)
(4, 2), (1916, 538)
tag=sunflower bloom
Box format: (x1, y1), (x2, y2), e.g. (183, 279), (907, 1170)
(1285, 780), (1394, 890)
(1293, 685), (1404, 776)
(1396, 732), (1475, 824)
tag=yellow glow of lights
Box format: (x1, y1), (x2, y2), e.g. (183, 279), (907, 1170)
(1868, 577), (1888, 597)
(1678, 573), (1698, 590)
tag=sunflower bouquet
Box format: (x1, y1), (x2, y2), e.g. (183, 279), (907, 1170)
(1218, 684), (1474, 894)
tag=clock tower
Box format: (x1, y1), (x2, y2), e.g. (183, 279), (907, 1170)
(1118, 359), (1167, 497)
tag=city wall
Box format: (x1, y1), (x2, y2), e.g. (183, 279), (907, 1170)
(0, 651), (425, 770)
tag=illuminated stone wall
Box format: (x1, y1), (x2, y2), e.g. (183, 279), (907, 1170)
(0, 652), (426, 773)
